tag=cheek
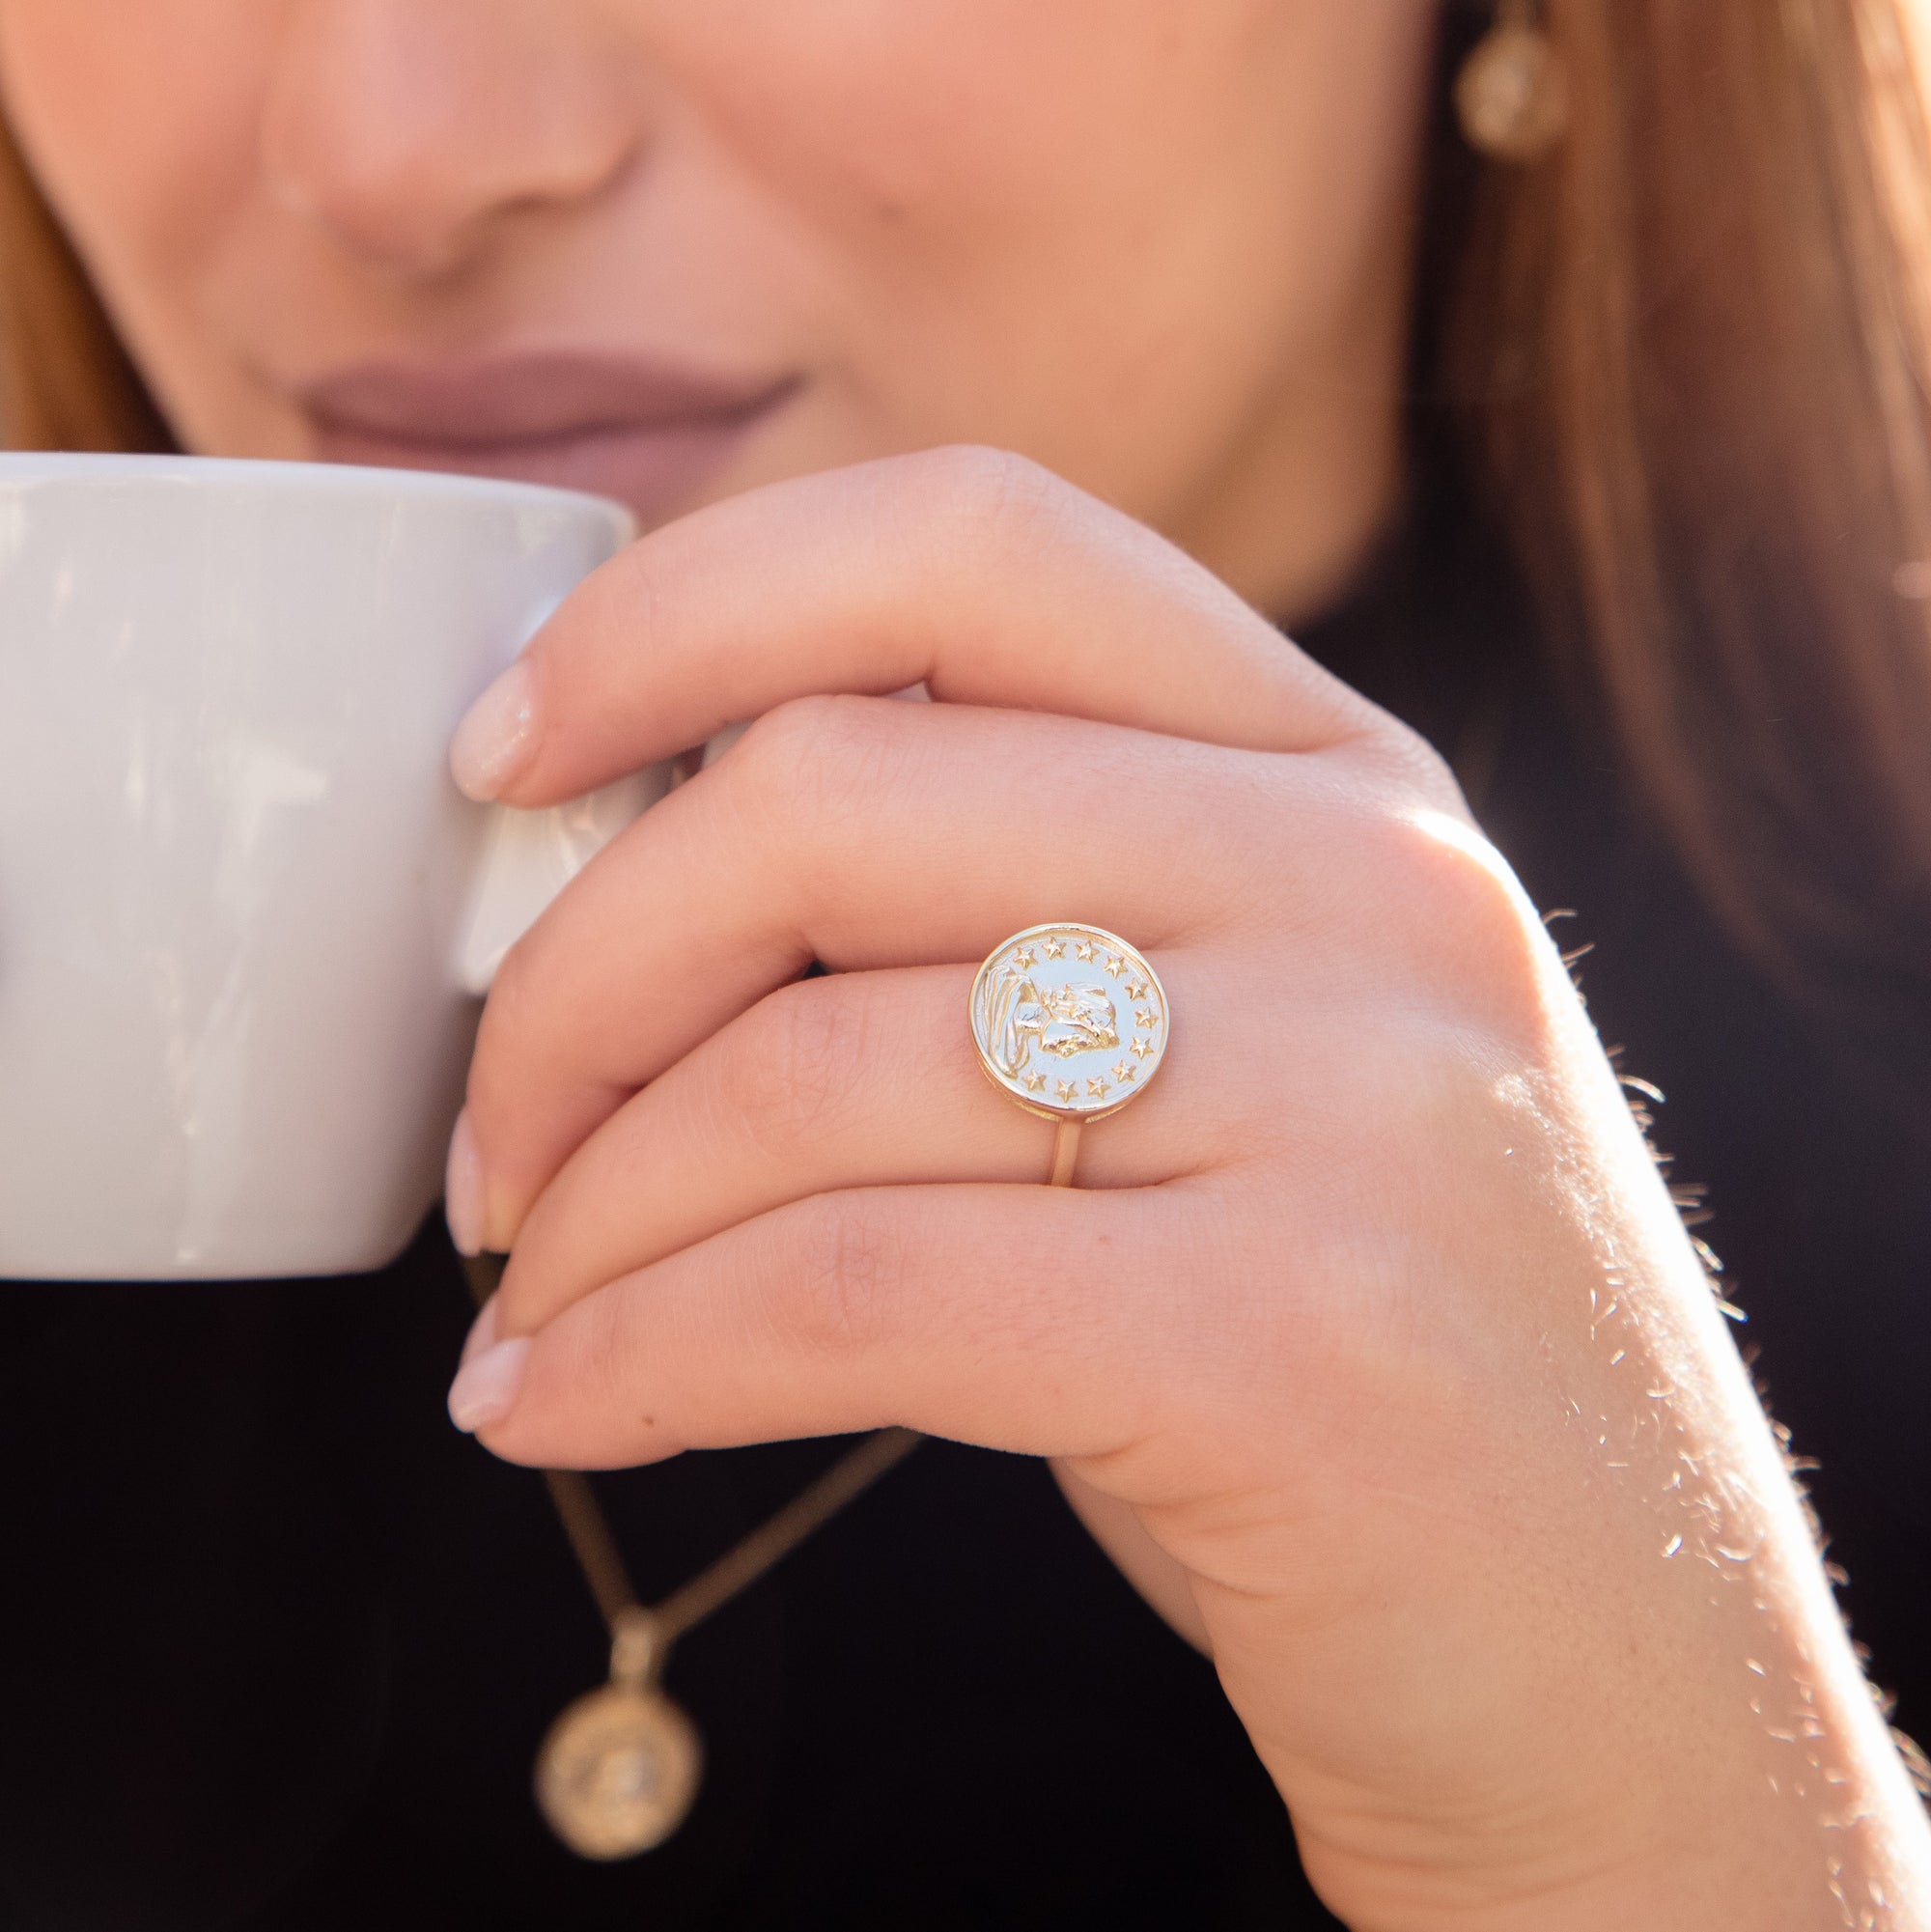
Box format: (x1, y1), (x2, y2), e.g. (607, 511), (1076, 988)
(0, 2), (268, 286)
(0, 1), (295, 450)
(652, 2), (1222, 303)
(646, 1), (1436, 494)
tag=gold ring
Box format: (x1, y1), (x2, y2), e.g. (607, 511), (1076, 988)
(967, 923), (1169, 1189)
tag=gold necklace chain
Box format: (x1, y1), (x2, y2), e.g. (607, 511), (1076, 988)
(462, 1252), (921, 1859)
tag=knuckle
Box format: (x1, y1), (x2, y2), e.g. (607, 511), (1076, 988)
(1354, 799), (1556, 1044)
(574, 1279), (646, 1420)
(469, 934), (553, 1115)
(904, 443), (1067, 553)
(725, 690), (900, 838)
(766, 1194), (903, 1360)
(1282, 780), (1553, 1058)
(712, 979), (871, 1163)
(1328, 705), (1469, 817)
(1379, 716), (1469, 813)
(479, 929), (543, 1045)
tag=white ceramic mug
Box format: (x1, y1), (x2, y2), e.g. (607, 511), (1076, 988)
(0, 453), (663, 1280)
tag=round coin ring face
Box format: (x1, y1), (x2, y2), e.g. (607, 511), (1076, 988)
(968, 924), (1168, 1123)
(534, 1685), (705, 1861)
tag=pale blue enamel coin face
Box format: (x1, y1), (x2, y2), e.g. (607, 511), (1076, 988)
(968, 924), (1168, 1124)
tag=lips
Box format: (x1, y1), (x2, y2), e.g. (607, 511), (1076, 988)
(299, 351), (795, 524)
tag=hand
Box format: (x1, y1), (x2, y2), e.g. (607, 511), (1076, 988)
(445, 449), (1930, 1930)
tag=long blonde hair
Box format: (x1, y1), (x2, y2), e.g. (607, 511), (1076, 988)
(4, 2), (1930, 1009)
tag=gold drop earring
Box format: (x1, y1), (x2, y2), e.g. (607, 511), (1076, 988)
(1455, 0), (1570, 162)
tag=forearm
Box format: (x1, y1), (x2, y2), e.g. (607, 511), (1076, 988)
(1281, 1275), (1931, 1932)
(1467, 1694), (1931, 1932)
(1548, 1545), (1929, 1927)
(1454, 1061), (1931, 1926)
(1281, 1505), (1931, 1931)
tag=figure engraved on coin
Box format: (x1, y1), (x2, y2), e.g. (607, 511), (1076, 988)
(986, 975), (1120, 1074)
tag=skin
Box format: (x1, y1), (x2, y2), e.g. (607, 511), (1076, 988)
(3, 2), (1927, 1925)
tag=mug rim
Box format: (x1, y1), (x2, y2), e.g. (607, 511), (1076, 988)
(0, 449), (634, 528)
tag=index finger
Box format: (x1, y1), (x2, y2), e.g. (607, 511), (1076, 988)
(451, 445), (1384, 806)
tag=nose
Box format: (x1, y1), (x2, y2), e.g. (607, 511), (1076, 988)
(261, 0), (643, 279)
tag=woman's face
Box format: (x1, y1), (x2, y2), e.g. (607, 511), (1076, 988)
(0, 1), (1438, 615)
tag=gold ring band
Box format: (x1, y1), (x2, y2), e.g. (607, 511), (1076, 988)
(967, 923), (1169, 1187)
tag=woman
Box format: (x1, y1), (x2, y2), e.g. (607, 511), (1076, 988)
(0, 3), (1927, 1926)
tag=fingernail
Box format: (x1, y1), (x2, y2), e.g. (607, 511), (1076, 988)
(448, 1338), (530, 1433)
(451, 658), (538, 801)
(445, 1108), (485, 1257)
(459, 1292), (499, 1366)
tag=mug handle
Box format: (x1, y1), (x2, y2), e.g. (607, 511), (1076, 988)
(455, 765), (674, 996)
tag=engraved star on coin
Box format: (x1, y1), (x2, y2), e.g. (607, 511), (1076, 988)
(1125, 978), (1149, 1000)
(1054, 1079), (1077, 1103)
(1043, 938), (1066, 960)
(1013, 946), (1037, 969)
(1132, 1036), (1153, 1057)
(1075, 939), (1097, 962)
(1104, 953), (1125, 976)
(1133, 1009), (1157, 1029)
(1112, 1063), (1135, 1083)
(1021, 1071), (1047, 1092)
(1087, 1077), (1109, 1098)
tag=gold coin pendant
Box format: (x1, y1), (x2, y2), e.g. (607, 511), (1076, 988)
(534, 1683), (704, 1861)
